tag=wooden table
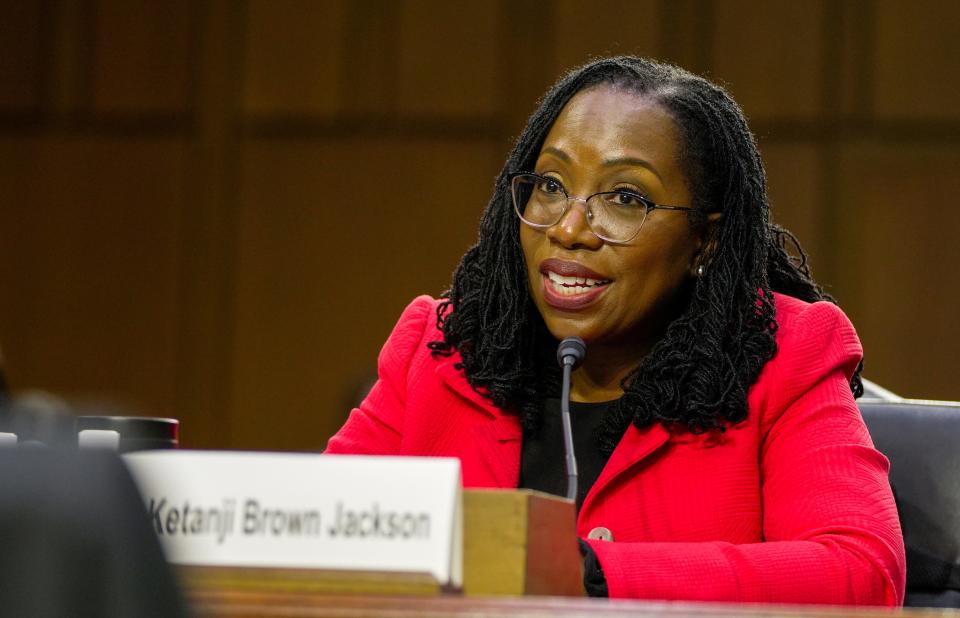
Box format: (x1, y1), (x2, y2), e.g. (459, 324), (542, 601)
(191, 590), (958, 618)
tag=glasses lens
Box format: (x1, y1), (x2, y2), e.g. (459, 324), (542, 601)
(586, 192), (648, 243)
(512, 175), (566, 227)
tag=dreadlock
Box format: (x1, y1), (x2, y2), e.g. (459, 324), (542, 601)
(428, 57), (863, 455)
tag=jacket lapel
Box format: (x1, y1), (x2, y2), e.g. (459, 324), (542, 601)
(435, 358), (522, 488)
(580, 422), (670, 516)
(434, 359), (498, 418)
(434, 357), (671, 495)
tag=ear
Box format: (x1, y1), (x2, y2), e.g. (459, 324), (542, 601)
(691, 212), (723, 277)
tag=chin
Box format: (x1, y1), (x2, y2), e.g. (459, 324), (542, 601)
(541, 314), (595, 343)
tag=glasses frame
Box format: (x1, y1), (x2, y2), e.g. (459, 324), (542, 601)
(509, 171), (694, 244)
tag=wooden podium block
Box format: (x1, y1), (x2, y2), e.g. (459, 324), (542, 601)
(463, 489), (584, 597)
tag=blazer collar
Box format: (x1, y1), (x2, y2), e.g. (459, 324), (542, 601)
(435, 355), (671, 494)
(435, 356), (501, 419)
(600, 422), (670, 484)
(435, 356), (522, 487)
(580, 422), (670, 517)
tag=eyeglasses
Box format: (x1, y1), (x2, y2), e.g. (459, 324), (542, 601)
(509, 172), (694, 244)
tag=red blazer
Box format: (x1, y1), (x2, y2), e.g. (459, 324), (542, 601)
(326, 294), (905, 605)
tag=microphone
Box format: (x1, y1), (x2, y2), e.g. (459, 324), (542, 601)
(557, 337), (586, 502)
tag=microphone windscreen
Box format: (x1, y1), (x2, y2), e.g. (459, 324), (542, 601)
(556, 337), (587, 368)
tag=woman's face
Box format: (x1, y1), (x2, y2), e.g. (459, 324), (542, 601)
(520, 85), (707, 350)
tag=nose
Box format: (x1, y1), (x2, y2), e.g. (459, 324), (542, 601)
(545, 200), (604, 250)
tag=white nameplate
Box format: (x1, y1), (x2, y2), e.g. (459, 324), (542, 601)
(124, 451), (462, 588)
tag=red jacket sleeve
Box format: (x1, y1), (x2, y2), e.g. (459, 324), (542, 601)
(324, 295), (436, 455)
(588, 301), (906, 605)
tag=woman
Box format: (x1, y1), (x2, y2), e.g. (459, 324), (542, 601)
(326, 57), (905, 605)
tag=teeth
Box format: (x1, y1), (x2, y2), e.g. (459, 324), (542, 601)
(546, 271), (609, 295)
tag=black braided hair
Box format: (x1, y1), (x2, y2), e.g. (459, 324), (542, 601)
(428, 56), (863, 454)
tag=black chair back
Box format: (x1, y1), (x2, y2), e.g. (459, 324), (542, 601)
(859, 398), (960, 608)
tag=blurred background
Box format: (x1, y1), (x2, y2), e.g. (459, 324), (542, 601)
(1, 0), (958, 450)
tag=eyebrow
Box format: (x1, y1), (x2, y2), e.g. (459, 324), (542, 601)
(540, 147), (663, 182)
(601, 156), (662, 181)
(540, 146), (572, 163)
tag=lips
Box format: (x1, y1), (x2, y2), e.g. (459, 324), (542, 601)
(539, 258), (608, 280)
(538, 258), (612, 310)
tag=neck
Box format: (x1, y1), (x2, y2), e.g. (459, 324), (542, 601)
(566, 286), (693, 403)
(569, 340), (647, 403)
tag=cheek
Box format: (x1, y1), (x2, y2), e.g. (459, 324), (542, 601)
(519, 226), (540, 275)
(616, 232), (698, 294)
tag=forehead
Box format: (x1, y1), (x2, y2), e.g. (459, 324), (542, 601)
(539, 85), (680, 169)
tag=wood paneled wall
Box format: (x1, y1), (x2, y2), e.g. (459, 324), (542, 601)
(1, 0), (958, 450)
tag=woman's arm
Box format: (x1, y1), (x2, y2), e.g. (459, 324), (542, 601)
(586, 301), (906, 605)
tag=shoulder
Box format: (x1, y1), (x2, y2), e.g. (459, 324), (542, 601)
(377, 295), (446, 375)
(751, 293), (863, 418)
(771, 292), (862, 366)
(773, 292), (857, 337)
(392, 295), (444, 339)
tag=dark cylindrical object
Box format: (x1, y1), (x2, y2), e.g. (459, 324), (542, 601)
(75, 416), (179, 453)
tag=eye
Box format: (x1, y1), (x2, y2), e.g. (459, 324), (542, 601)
(605, 189), (647, 208)
(535, 177), (565, 196)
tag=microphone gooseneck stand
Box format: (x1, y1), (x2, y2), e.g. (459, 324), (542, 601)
(556, 337), (586, 502)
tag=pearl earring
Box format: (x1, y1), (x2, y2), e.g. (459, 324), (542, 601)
(696, 264), (705, 278)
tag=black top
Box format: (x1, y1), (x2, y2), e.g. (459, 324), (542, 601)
(518, 398), (615, 509)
